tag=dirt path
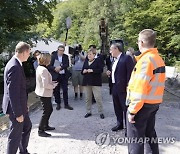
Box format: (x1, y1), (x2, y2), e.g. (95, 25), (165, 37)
(0, 84), (179, 154)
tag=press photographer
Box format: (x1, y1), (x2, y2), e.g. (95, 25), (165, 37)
(71, 44), (86, 100)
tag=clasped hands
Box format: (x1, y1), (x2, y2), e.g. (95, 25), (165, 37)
(55, 66), (62, 73)
(83, 69), (93, 74)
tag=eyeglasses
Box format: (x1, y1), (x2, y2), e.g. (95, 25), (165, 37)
(58, 49), (64, 52)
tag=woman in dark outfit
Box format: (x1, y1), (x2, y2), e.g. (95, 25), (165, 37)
(82, 49), (104, 119)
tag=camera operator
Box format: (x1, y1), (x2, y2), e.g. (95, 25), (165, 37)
(71, 44), (86, 100)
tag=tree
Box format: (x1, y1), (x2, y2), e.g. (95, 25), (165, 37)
(123, 0), (180, 64)
(34, 0), (179, 65)
(0, 0), (57, 53)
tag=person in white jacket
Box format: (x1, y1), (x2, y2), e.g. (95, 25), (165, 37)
(35, 53), (58, 137)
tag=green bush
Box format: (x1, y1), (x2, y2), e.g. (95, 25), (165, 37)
(175, 61), (180, 73)
(0, 59), (7, 83)
(22, 57), (35, 78)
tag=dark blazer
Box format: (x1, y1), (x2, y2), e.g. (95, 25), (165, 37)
(48, 51), (69, 81)
(2, 57), (28, 117)
(97, 53), (105, 68)
(113, 53), (134, 92)
(106, 55), (114, 71)
(82, 58), (103, 86)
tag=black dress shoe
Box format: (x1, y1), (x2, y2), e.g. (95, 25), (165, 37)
(125, 131), (127, 137)
(84, 113), (92, 118)
(56, 104), (61, 110)
(111, 125), (123, 131)
(44, 126), (55, 131)
(65, 105), (73, 110)
(19, 149), (30, 154)
(92, 98), (96, 104)
(100, 114), (105, 119)
(38, 131), (51, 137)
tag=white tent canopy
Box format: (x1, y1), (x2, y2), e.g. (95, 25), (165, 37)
(31, 39), (68, 54)
(31, 39), (72, 66)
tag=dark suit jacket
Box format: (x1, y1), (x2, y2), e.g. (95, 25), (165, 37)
(82, 58), (103, 86)
(113, 53), (134, 92)
(2, 57), (28, 117)
(97, 53), (105, 68)
(48, 51), (69, 81)
(106, 55), (113, 71)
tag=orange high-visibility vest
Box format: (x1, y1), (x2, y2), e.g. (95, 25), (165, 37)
(127, 48), (165, 114)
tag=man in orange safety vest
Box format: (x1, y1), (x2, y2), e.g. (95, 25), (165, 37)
(127, 29), (166, 154)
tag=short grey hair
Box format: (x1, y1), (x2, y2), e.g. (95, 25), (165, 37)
(15, 42), (30, 53)
(111, 43), (124, 53)
(139, 29), (157, 47)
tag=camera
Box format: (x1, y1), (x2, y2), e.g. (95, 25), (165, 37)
(68, 44), (82, 56)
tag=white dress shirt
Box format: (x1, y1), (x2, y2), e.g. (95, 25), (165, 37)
(58, 55), (65, 74)
(111, 53), (121, 83)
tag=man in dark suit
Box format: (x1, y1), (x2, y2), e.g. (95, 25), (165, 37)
(2, 42), (32, 154)
(48, 45), (73, 110)
(108, 43), (134, 132)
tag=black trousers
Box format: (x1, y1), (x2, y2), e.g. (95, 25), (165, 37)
(108, 77), (113, 95)
(112, 85), (127, 128)
(127, 104), (159, 154)
(53, 74), (68, 106)
(39, 97), (53, 130)
(7, 113), (32, 154)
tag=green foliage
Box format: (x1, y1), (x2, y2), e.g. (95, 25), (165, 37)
(0, 0), (57, 53)
(1, 0), (179, 66)
(123, 0), (180, 65)
(0, 58), (8, 84)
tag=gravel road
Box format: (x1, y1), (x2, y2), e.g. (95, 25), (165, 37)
(0, 84), (179, 154)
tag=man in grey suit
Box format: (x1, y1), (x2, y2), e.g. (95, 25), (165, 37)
(2, 42), (32, 154)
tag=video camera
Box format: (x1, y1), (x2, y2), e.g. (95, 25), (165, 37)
(68, 44), (82, 56)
